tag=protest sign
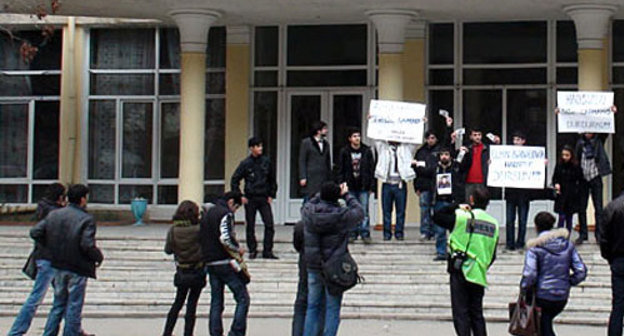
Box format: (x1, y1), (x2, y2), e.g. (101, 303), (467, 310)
(487, 145), (545, 189)
(367, 100), (426, 144)
(557, 91), (614, 133)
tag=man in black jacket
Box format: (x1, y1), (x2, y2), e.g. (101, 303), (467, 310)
(337, 128), (375, 244)
(299, 121), (332, 202)
(231, 137), (278, 259)
(31, 184), (103, 336)
(599, 192), (624, 336)
(200, 191), (249, 336)
(413, 130), (441, 241)
(302, 181), (364, 336)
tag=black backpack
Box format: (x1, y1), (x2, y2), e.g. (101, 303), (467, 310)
(321, 236), (363, 295)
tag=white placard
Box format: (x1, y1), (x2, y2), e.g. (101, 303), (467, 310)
(487, 145), (545, 189)
(557, 91), (614, 133)
(367, 100), (426, 144)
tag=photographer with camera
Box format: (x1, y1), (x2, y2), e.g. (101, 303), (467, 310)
(433, 186), (499, 336)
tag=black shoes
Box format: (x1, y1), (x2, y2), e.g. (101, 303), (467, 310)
(249, 251), (258, 259)
(262, 252), (279, 259)
(433, 254), (447, 261)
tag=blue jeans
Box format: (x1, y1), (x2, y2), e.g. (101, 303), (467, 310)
(434, 201), (451, 256)
(8, 259), (55, 336)
(43, 269), (87, 336)
(205, 264), (250, 336)
(506, 199), (529, 249)
(303, 271), (343, 336)
(381, 183), (407, 239)
(349, 191), (370, 239)
(419, 191), (434, 237)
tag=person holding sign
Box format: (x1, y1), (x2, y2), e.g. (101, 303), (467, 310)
(504, 131), (532, 252)
(458, 128), (500, 202)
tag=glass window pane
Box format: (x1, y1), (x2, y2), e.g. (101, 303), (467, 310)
(88, 100), (116, 179)
(0, 74), (61, 96)
(119, 185), (153, 204)
(122, 102), (153, 178)
(506, 90), (547, 147)
(0, 30), (62, 70)
(429, 69), (454, 86)
(557, 67), (578, 85)
(90, 29), (155, 69)
(429, 23), (454, 65)
(254, 71), (278, 87)
(462, 90), (502, 142)
(205, 99), (225, 180)
(33, 101), (59, 180)
(89, 184), (115, 204)
(290, 95), (322, 198)
(0, 104), (28, 178)
(207, 27), (226, 68)
(614, 20), (624, 63)
(161, 103), (179, 178)
(614, 67), (624, 85)
(287, 70), (366, 87)
(287, 25), (367, 66)
(204, 185), (225, 203)
(332, 95), (362, 164)
(557, 21), (577, 63)
(158, 185), (178, 204)
(428, 90), (454, 141)
(463, 68), (546, 85)
(255, 26), (278, 67)
(90, 74), (154, 96)
(463, 22), (546, 64)
(253, 92), (278, 170)
(0, 185), (28, 203)
(158, 27), (226, 69)
(206, 72), (225, 94)
(159, 74), (179, 95)
(32, 184), (50, 203)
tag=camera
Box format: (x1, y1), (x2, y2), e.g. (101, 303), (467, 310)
(451, 251), (467, 272)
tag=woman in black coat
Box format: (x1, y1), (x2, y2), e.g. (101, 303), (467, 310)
(552, 145), (584, 233)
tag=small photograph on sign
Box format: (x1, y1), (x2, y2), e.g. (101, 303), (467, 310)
(437, 173), (452, 195)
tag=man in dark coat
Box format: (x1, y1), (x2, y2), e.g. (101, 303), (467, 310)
(231, 136), (278, 259)
(299, 121), (332, 202)
(30, 184), (103, 336)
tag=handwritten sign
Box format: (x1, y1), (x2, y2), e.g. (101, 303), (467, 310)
(367, 100), (426, 144)
(487, 145), (545, 189)
(557, 91), (614, 133)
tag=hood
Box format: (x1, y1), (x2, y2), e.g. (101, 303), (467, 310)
(526, 228), (570, 254)
(302, 197), (348, 234)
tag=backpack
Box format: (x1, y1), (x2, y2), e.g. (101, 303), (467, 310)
(321, 237), (362, 295)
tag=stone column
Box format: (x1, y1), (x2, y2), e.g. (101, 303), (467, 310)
(170, 9), (221, 205)
(367, 9), (418, 229)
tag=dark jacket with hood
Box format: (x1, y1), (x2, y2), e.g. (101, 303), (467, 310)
(521, 228), (587, 301)
(413, 143), (441, 192)
(337, 143), (376, 192)
(302, 194), (364, 271)
(599, 193), (624, 263)
(299, 136), (332, 197)
(230, 154), (278, 198)
(32, 198), (63, 261)
(432, 160), (465, 204)
(165, 220), (203, 267)
(552, 161), (584, 214)
(575, 136), (612, 178)
(30, 204), (104, 279)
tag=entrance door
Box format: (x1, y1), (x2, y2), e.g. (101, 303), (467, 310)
(279, 90), (366, 223)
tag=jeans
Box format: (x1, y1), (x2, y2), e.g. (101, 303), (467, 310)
(419, 191), (434, 237)
(506, 199), (529, 249)
(8, 259), (55, 336)
(536, 298), (567, 336)
(609, 257), (624, 336)
(163, 285), (203, 336)
(557, 213), (573, 233)
(578, 176), (603, 241)
(450, 271), (486, 336)
(244, 196), (275, 255)
(303, 271), (343, 336)
(349, 191), (370, 239)
(205, 264), (250, 336)
(433, 201), (451, 256)
(292, 255), (324, 336)
(381, 183), (407, 240)
(43, 269), (87, 336)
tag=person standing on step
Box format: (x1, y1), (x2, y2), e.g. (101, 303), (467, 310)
(337, 127), (376, 244)
(504, 130), (532, 252)
(413, 129), (442, 241)
(30, 184), (104, 336)
(458, 128), (500, 203)
(231, 136), (278, 259)
(163, 200), (205, 336)
(299, 121), (332, 203)
(552, 145), (583, 233)
(433, 186), (499, 336)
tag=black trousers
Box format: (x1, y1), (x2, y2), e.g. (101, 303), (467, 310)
(578, 176), (603, 241)
(244, 196), (275, 254)
(536, 298), (567, 336)
(163, 285), (203, 336)
(450, 271), (487, 336)
(609, 257), (624, 336)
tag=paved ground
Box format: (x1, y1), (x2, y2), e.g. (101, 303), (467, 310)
(0, 317), (607, 335)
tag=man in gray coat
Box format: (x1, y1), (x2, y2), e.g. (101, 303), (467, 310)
(299, 121), (332, 202)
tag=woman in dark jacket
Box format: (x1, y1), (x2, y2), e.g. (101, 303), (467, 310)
(520, 212), (587, 336)
(163, 200), (204, 336)
(552, 145), (584, 232)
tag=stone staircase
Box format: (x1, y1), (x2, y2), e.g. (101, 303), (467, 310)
(0, 228), (611, 325)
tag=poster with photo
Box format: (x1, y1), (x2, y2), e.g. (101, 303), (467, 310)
(437, 173), (452, 195)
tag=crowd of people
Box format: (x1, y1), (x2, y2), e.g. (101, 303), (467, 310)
(7, 105), (624, 336)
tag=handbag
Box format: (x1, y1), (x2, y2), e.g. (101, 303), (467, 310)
(508, 289), (541, 336)
(22, 249), (37, 280)
(321, 237), (362, 296)
(173, 266), (206, 288)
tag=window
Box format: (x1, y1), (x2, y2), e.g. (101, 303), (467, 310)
(463, 22), (547, 64)
(87, 27), (226, 204)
